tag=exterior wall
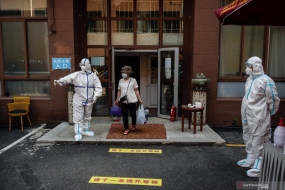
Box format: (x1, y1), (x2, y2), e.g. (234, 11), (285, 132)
(1, 0), (283, 127)
(192, 0), (284, 126)
(192, 0), (221, 125)
(0, 0), (74, 125)
(48, 0), (75, 123)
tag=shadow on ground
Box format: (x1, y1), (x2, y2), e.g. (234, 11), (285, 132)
(210, 126), (276, 144)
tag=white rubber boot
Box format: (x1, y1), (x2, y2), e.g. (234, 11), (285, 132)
(237, 153), (255, 168)
(80, 121), (94, 136)
(74, 123), (83, 141)
(246, 158), (261, 177)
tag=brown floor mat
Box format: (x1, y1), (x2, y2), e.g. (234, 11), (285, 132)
(106, 123), (166, 139)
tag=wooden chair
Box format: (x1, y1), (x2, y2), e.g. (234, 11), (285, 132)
(13, 96), (31, 103)
(7, 96), (32, 130)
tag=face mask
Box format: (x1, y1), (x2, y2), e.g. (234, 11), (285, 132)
(122, 73), (128, 78)
(80, 64), (91, 72)
(81, 65), (86, 71)
(245, 67), (252, 75)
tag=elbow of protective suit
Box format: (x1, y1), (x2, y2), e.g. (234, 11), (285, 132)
(269, 101), (280, 115)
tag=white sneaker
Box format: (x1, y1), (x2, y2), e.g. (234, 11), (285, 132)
(81, 130), (94, 136)
(75, 133), (82, 141)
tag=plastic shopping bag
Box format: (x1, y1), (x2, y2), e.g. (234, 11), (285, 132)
(136, 104), (146, 125)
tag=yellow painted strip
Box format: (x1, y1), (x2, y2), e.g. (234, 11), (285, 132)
(109, 148), (162, 154)
(226, 144), (245, 147)
(89, 176), (162, 186)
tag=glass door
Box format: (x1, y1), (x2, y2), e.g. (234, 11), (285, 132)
(158, 47), (179, 119)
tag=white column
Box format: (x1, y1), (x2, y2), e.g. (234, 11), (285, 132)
(192, 90), (207, 125)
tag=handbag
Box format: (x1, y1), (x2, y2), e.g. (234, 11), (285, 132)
(120, 78), (131, 103)
(119, 95), (128, 102)
(136, 104), (146, 125)
(109, 105), (121, 116)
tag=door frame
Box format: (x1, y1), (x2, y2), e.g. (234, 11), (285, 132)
(157, 47), (179, 119)
(111, 47), (157, 104)
(147, 54), (158, 108)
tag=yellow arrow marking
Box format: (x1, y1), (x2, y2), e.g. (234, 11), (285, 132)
(89, 176), (162, 186)
(109, 148), (162, 154)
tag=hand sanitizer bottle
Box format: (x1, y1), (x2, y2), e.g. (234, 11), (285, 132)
(273, 118), (285, 147)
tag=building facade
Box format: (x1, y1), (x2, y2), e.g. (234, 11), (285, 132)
(0, 0), (284, 126)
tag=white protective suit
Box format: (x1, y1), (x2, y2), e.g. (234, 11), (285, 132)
(237, 56), (280, 177)
(54, 58), (102, 141)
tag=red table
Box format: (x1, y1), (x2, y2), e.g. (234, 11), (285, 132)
(181, 105), (204, 134)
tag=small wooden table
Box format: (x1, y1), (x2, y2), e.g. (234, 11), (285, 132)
(181, 105), (204, 134)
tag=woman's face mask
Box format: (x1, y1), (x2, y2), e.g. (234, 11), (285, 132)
(122, 73), (128, 78)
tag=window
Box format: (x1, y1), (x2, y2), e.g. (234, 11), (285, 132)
(0, 0), (49, 97)
(2, 21), (49, 76)
(218, 0), (285, 98)
(268, 26), (285, 77)
(0, 0), (47, 17)
(111, 0), (134, 45)
(87, 48), (109, 115)
(87, 0), (108, 45)
(219, 25), (265, 77)
(162, 0), (183, 45)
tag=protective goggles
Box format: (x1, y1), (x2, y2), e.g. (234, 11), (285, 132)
(79, 59), (88, 67)
(245, 62), (253, 67)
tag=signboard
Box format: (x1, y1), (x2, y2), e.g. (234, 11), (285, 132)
(52, 58), (71, 70)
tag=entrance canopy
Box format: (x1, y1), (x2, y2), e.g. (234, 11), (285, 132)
(215, 0), (285, 26)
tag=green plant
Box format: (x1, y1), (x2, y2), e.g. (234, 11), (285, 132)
(232, 118), (239, 126)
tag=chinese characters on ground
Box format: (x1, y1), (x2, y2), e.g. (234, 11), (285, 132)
(89, 176), (162, 186)
(108, 148), (162, 154)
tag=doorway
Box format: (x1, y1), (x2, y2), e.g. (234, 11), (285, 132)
(111, 48), (180, 119)
(114, 56), (140, 100)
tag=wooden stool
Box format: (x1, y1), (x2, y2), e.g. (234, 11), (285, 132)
(181, 105), (204, 134)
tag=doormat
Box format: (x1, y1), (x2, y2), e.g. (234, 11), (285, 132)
(106, 123), (166, 139)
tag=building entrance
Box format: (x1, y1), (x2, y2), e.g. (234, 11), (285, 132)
(114, 56), (140, 101)
(112, 48), (180, 119)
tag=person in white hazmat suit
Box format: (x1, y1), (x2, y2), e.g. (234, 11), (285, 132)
(237, 56), (280, 177)
(54, 58), (102, 141)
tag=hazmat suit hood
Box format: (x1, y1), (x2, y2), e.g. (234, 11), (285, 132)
(246, 56), (264, 76)
(79, 58), (91, 72)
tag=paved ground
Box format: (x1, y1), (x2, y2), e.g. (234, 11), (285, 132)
(2, 119), (276, 190)
(0, 139), (258, 190)
(211, 126), (276, 144)
(36, 117), (226, 145)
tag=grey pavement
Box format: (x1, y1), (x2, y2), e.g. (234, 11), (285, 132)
(37, 117), (226, 145)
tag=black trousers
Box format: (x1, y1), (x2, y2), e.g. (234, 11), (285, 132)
(121, 103), (137, 130)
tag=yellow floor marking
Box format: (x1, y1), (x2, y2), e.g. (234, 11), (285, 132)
(109, 148), (162, 154)
(89, 176), (162, 186)
(226, 144), (245, 147)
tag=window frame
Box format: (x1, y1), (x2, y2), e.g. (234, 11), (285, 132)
(0, 16), (49, 97)
(218, 26), (285, 82)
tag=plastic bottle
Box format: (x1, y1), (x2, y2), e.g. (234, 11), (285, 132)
(5, 89), (9, 97)
(144, 109), (149, 123)
(273, 118), (285, 147)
